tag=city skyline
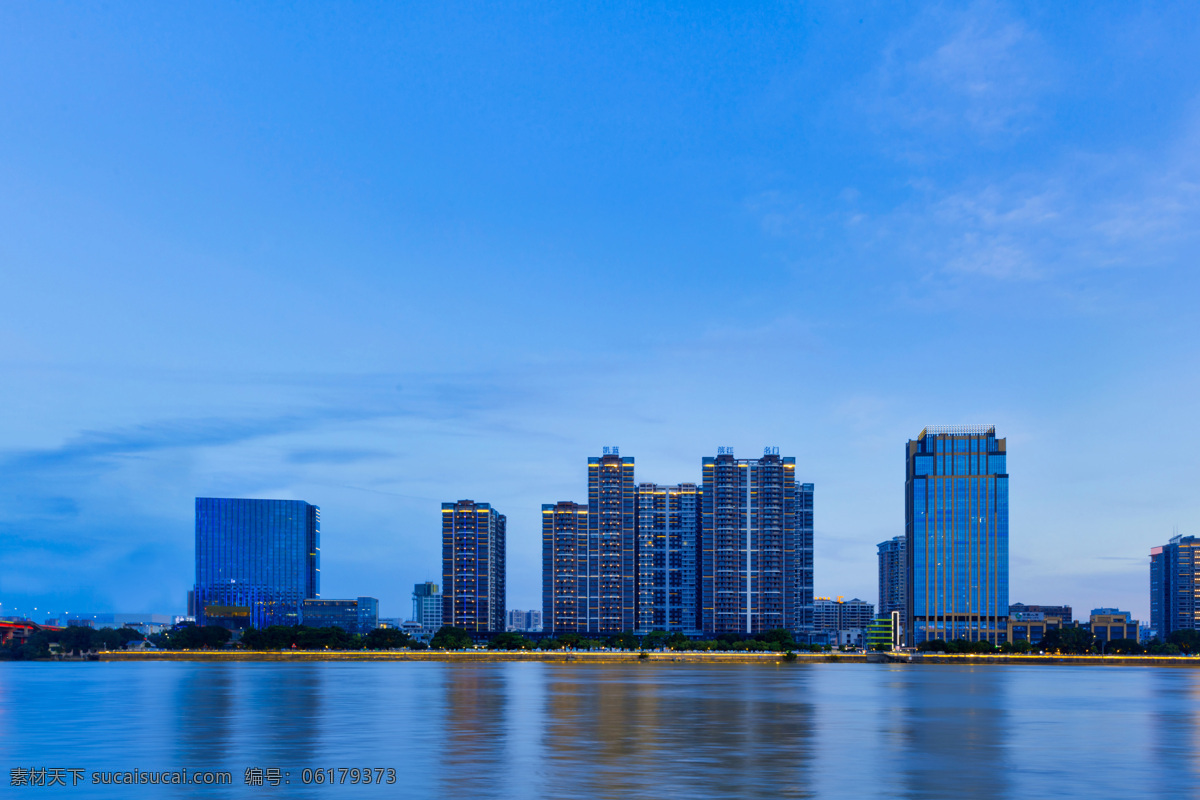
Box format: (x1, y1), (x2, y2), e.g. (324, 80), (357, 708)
(4, 4), (1199, 625)
(0, 435), (1172, 627)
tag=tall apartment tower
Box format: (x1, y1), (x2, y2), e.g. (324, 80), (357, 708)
(193, 497), (320, 629)
(636, 483), (701, 634)
(795, 482), (815, 638)
(412, 581), (443, 634)
(441, 500), (506, 632)
(588, 449), (637, 633)
(700, 448), (800, 636)
(1150, 535), (1200, 638)
(877, 536), (907, 618)
(905, 426), (1009, 645)
(541, 501), (588, 634)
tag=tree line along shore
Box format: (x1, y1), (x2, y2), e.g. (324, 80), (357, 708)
(6, 623), (1200, 664)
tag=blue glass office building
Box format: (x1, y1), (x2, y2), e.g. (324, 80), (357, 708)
(1150, 535), (1200, 638)
(905, 427), (1008, 645)
(194, 498), (320, 629)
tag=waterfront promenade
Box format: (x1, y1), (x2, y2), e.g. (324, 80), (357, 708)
(95, 650), (1200, 667)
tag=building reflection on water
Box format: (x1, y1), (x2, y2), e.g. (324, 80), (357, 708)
(438, 663), (817, 799)
(7, 661), (1200, 799)
(884, 667), (1011, 800)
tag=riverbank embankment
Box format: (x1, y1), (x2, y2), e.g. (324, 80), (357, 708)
(97, 650), (859, 664)
(93, 650), (1200, 666)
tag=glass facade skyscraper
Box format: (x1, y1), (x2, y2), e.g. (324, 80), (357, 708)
(193, 497), (320, 629)
(1150, 535), (1200, 638)
(877, 536), (906, 619)
(905, 426), (1008, 645)
(636, 483), (700, 634)
(441, 500), (506, 632)
(700, 450), (802, 636)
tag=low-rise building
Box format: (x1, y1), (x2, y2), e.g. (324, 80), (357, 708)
(64, 613), (174, 635)
(1009, 603), (1073, 624)
(1086, 608), (1139, 645)
(506, 609), (543, 632)
(814, 597), (875, 632)
(300, 597), (379, 635)
(1006, 610), (1067, 644)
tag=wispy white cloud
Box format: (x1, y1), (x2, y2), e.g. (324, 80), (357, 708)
(869, 1), (1056, 146)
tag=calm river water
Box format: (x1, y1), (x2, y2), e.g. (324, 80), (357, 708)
(2, 661), (1198, 798)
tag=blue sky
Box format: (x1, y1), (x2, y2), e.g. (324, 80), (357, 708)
(2, 2), (1198, 624)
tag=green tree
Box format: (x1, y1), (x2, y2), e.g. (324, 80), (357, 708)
(643, 631), (669, 650)
(430, 625), (474, 650)
(363, 628), (411, 650)
(162, 624), (233, 650)
(537, 637), (562, 650)
(606, 632), (641, 651)
(1145, 638), (1182, 655)
(1167, 629), (1200, 655)
(489, 632), (534, 650)
(1040, 626), (1095, 654)
(1106, 638), (1143, 655)
(759, 628), (796, 649)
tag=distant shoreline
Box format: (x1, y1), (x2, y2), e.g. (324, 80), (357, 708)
(86, 651), (1200, 667)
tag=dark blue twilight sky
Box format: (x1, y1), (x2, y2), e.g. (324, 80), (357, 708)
(2, 3), (1198, 622)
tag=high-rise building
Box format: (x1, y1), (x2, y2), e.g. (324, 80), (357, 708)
(588, 449), (637, 633)
(795, 482), (815, 638)
(441, 500), (506, 632)
(1150, 535), (1200, 638)
(412, 581), (443, 634)
(700, 448), (801, 636)
(636, 483), (701, 634)
(813, 597), (875, 632)
(877, 536), (906, 619)
(301, 597), (378, 634)
(542, 501), (587, 634)
(193, 497), (320, 629)
(905, 426), (1009, 645)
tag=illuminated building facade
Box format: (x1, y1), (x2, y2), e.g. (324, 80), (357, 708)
(1150, 535), (1200, 638)
(193, 497), (320, 629)
(441, 500), (506, 632)
(541, 501), (588, 633)
(905, 426), (1009, 645)
(636, 483), (701, 634)
(795, 481), (815, 636)
(699, 449), (802, 636)
(588, 450), (637, 633)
